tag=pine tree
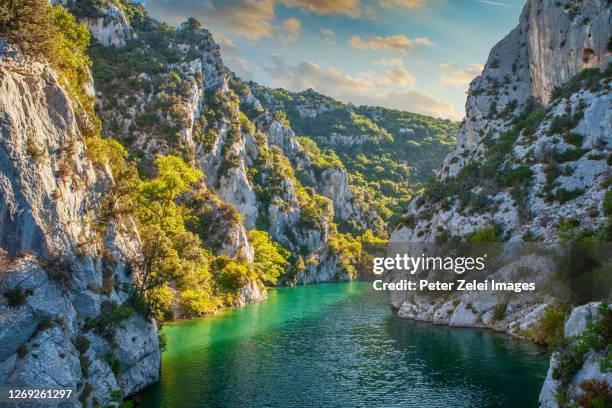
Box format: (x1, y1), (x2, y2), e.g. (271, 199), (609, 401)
(0, 0), (57, 58)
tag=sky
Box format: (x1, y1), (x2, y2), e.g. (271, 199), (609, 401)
(141, 0), (525, 120)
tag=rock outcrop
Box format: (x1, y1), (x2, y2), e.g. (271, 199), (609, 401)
(0, 47), (159, 406)
(387, 0), (610, 404)
(85, 5), (354, 286)
(58, 0), (133, 47)
(539, 302), (611, 408)
(392, 0), (610, 245)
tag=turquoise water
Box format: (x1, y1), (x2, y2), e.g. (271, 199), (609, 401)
(139, 282), (550, 408)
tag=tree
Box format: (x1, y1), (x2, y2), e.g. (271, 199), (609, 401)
(249, 230), (290, 285)
(181, 17), (201, 31)
(0, 0), (56, 58)
(138, 154), (204, 230)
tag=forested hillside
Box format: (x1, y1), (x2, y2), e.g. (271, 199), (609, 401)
(251, 86), (458, 230)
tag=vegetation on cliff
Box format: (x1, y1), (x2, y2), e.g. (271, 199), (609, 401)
(250, 86), (458, 230)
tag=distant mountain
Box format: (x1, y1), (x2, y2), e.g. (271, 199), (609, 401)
(250, 85), (458, 234)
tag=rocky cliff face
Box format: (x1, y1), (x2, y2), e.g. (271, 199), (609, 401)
(81, 4), (358, 285)
(539, 302), (611, 408)
(0, 47), (159, 406)
(388, 1), (610, 405)
(441, 0), (610, 179)
(393, 0), (610, 244)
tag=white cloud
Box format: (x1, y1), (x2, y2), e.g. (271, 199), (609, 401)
(439, 63), (484, 86)
(478, 0), (511, 7)
(277, 17), (302, 42)
(375, 58), (404, 66)
(349, 34), (431, 53)
(320, 28), (335, 36)
(262, 56), (458, 119)
(439, 61), (457, 69)
(145, 0), (275, 40)
(414, 37), (433, 46)
(378, 0), (425, 9)
(279, 0), (361, 16)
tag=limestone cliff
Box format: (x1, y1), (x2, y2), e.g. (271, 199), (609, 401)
(0, 47), (159, 406)
(388, 1), (610, 405)
(392, 0), (611, 249)
(82, 3), (356, 285)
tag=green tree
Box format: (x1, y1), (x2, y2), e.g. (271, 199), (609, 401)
(138, 155), (204, 230)
(181, 17), (201, 31)
(249, 230), (289, 285)
(0, 0), (56, 58)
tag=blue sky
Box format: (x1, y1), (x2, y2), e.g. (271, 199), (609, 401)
(143, 0), (525, 120)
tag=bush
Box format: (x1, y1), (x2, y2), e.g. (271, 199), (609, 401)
(158, 332), (168, 352)
(553, 147), (589, 163)
(470, 224), (501, 242)
(0, 0), (56, 58)
(103, 353), (121, 376)
(493, 302), (508, 321)
(575, 379), (612, 408)
(249, 230), (289, 285)
(5, 287), (32, 308)
(178, 289), (217, 317)
(604, 190), (612, 216)
(531, 302), (570, 347)
(85, 301), (134, 341)
(556, 187), (585, 204)
(74, 336), (91, 354)
(563, 132), (584, 147)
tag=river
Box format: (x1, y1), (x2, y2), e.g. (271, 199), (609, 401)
(139, 282), (550, 408)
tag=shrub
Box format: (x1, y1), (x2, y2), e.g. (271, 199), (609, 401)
(470, 224), (501, 242)
(575, 379), (612, 408)
(556, 188), (585, 204)
(74, 336), (90, 354)
(79, 355), (89, 376)
(553, 147), (589, 163)
(103, 353), (121, 376)
(563, 132), (584, 147)
(249, 230), (289, 285)
(532, 302), (570, 347)
(158, 332), (168, 352)
(16, 344), (28, 358)
(85, 301), (135, 341)
(5, 287), (32, 308)
(0, 0), (56, 58)
(79, 383), (93, 405)
(604, 190), (612, 216)
(178, 289), (217, 317)
(493, 302), (508, 321)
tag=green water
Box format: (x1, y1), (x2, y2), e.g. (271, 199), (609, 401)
(139, 282), (550, 408)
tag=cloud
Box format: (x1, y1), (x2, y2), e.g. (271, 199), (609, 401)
(279, 0), (360, 16)
(478, 0), (511, 7)
(262, 56), (458, 119)
(212, 32), (253, 79)
(378, 0), (425, 9)
(349, 34), (431, 53)
(145, 0), (276, 40)
(439, 63), (484, 86)
(414, 37), (432, 46)
(375, 58), (404, 66)
(145, 0), (365, 40)
(318, 28), (336, 45)
(439, 61), (457, 69)
(277, 17), (302, 42)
